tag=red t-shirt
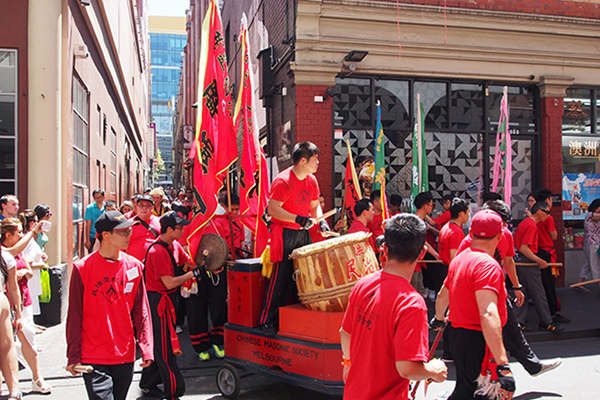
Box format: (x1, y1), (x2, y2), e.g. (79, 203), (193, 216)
(126, 215), (161, 262)
(348, 219), (376, 251)
(434, 210), (451, 228)
(367, 213), (384, 239)
(15, 253), (32, 307)
(438, 222), (465, 266)
(213, 214), (244, 252)
(537, 215), (556, 251)
(457, 227), (516, 262)
(342, 271), (429, 400)
(269, 167), (320, 229)
(514, 217), (539, 255)
(445, 248), (507, 330)
(145, 240), (192, 292)
(67, 251), (153, 365)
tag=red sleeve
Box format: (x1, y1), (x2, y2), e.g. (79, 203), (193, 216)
(472, 260), (504, 296)
(501, 229), (516, 258)
(434, 211), (450, 228)
(393, 296), (429, 362)
(66, 266), (83, 365)
(341, 284), (358, 334)
(522, 222), (538, 248)
(270, 178), (290, 203)
(132, 270), (154, 361)
(175, 242), (192, 265)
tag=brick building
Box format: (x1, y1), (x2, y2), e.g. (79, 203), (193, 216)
(0, 0), (153, 265)
(174, 0), (600, 279)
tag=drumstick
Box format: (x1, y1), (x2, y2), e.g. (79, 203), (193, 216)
(410, 328), (444, 399)
(315, 209), (337, 223)
(570, 278), (600, 288)
(73, 365), (94, 374)
(515, 262), (562, 267)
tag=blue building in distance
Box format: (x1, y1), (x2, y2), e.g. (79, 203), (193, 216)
(149, 16), (186, 186)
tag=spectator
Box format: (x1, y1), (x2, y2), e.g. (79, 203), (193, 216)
(1, 218), (51, 394)
(1, 245), (22, 400)
(105, 200), (118, 212)
(84, 189), (105, 253)
(0, 194), (19, 220)
(33, 204), (52, 250)
(580, 198), (600, 290)
(149, 188), (170, 217)
(119, 201), (134, 215)
(19, 211), (46, 316)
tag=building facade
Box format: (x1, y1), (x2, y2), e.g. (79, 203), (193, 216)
(0, 0), (153, 266)
(149, 16), (186, 187)
(175, 0), (600, 283)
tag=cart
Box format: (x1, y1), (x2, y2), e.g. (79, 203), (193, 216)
(216, 258), (344, 398)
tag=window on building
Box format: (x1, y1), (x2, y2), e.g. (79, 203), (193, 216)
(111, 127), (117, 195)
(0, 49), (17, 195)
(563, 88), (593, 135)
(72, 75), (89, 259)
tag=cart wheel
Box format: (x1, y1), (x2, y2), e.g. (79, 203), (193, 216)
(216, 363), (240, 399)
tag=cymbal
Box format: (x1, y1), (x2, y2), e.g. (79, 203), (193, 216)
(194, 233), (228, 272)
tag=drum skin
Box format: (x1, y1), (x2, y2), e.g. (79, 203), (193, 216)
(290, 231), (379, 312)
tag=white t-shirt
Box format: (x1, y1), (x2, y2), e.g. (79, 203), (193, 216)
(22, 240), (44, 266)
(1, 249), (16, 288)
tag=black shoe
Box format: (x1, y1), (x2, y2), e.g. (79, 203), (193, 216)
(141, 386), (164, 398)
(552, 313), (571, 324)
(259, 324), (277, 336)
(539, 321), (562, 334)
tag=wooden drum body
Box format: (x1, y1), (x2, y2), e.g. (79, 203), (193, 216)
(290, 231), (379, 312)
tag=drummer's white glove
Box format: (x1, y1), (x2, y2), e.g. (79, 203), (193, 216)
(295, 215), (315, 230)
(319, 220), (330, 232)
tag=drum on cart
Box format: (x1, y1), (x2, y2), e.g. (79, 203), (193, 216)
(290, 231), (379, 312)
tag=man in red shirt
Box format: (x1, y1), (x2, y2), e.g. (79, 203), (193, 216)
(126, 194), (161, 262)
(534, 189), (568, 324)
(213, 195), (246, 258)
(434, 194), (454, 228)
(66, 211), (153, 400)
(367, 190), (384, 238)
(414, 192), (441, 297)
(340, 214), (447, 399)
(389, 193), (403, 216)
(438, 198), (469, 267)
(259, 142), (327, 335)
(139, 211), (197, 399)
(435, 210), (515, 399)
(514, 201), (560, 333)
(348, 198), (376, 251)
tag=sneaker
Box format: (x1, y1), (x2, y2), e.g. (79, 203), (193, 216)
(259, 324), (277, 337)
(8, 393), (23, 400)
(540, 321), (562, 334)
(552, 313), (571, 324)
(175, 325), (183, 334)
(198, 351), (211, 361)
(212, 344), (225, 359)
(532, 358), (562, 377)
(32, 378), (51, 394)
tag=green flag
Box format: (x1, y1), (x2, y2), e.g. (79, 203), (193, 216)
(411, 95), (428, 208)
(373, 101), (385, 191)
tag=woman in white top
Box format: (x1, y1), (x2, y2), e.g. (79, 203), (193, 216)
(18, 211), (46, 316)
(1, 246), (22, 400)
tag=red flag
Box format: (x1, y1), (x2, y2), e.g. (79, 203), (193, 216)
(234, 19), (269, 257)
(343, 140), (362, 231)
(187, 0), (237, 259)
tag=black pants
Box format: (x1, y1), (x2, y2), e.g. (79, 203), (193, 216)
(259, 228), (311, 327)
(448, 326), (487, 400)
(538, 249), (559, 315)
(140, 291), (185, 399)
(503, 295), (541, 375)
(422, 254), (446, 293)
(83, 363), (133, 400)
(187, 270), (227, 353)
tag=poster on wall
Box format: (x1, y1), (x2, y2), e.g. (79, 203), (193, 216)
(562, 173), (600, 220)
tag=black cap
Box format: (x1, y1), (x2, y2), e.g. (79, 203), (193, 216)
(95, 211), (135, 235)
(137, 194), (153, 205)
(160, 211), (191, 230)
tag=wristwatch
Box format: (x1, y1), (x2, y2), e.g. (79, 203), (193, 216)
(513, 286), (523, 291)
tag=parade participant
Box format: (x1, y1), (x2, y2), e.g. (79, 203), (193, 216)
(389, 193), (403, 215)
(126, 194), (161, 262)
(84, 189), (105, 253)
(367, 190), (384, 238)
(258, 142), (326, 336)
(435, 210), (515, 399)
(1, 218), (51, 394)
(438, 198), (469, 267)
(213, 195), (245, 258)
(66, 211), (153, 400)
(514, 202), (560, 333)
(0, 194), (19, 220)
(150, 187), (170, 217)
(434, 194), (454, 228)
(440, 200), (562, 377)
(348, 198), (376, 251)
(534, 189), (568, 324)
(340, 214), (447, 399)
(1, 244), (22, 400)
(414, 191), (441, 298)
(139, 211), (196, 400)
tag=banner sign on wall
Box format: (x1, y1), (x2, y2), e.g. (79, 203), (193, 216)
(562, 173), (600, 220)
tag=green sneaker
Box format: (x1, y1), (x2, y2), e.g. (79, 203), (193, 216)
(198, 351), (211, 361)
(212, 344), (225, 359)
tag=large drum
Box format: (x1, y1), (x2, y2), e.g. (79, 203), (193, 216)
(290, 231), (379, 312)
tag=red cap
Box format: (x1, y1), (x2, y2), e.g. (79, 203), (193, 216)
(470, 210), (502, 238)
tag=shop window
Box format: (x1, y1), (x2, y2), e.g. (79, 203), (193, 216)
(487, 85), (536, 135)
(332, 77), (371, 130)
(0, 49), (17, 195)
(375, 79), (410, 146)
(450, 83), (483, 131)
(72, 75), (88, 259)
(414, 81), (448, 131)
(563, 88), (592, 135)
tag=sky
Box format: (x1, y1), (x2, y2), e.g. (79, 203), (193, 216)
(147, 0), (189, 16)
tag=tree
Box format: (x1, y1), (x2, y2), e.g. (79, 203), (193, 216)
(153, 148), (166, 182)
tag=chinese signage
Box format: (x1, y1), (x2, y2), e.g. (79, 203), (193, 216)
(562, 173), (600, 220)
(566, 138), (599, 159)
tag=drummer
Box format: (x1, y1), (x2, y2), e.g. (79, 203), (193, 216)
(348, 198), (376, 252)
(258, 142), (329, 336)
